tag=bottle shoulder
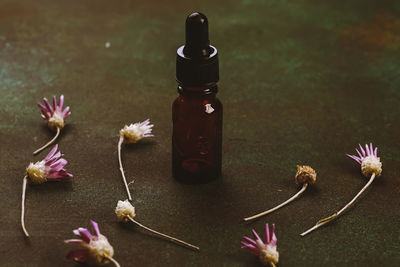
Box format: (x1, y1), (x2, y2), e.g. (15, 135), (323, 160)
(173, 94), (222, 107)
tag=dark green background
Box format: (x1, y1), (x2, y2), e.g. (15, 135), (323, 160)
(1, 0), (399, 266)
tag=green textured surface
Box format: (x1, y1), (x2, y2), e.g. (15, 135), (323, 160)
(1, 0), (400, 266)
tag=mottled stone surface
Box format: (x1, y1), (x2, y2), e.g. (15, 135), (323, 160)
(1, 0), (400, 266)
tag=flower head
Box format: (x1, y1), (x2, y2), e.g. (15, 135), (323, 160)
(120, 119), (154, 144)
(115, 199), (136, 222)
(26, 144), (72, 184)
(347, 143), (382, 177)
(295, 165), (317, 185)
(38, 95), (70, 130)
(65, 220), (114, 265)
(241, 224), (279, 266)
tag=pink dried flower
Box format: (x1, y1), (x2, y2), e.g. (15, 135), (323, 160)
(346, 143), (382, 177)
(65, 220), (120, 267)
(34, 95), (71, 155)
(241, 224), (279, 266)
(21, 144), (72, 237)
(301, 143), (382, 236)
(118, 119), (154, 201)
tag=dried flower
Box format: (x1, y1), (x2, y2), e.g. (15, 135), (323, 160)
(34, 95), (71, 155)
(347, 143), (382, 177)
(241, 224), (279, 267)
(118, 119), (154, 201)
(244, 166), (317, 222)
(295, 165), (317, 185)
(120, 119), (154, 144)
(115, 199), (136, 222)
(65, 220), (120, 267)
(301, 143), (382, 236)
(115, 200), (199, 251)
(21, 144), (72, 237)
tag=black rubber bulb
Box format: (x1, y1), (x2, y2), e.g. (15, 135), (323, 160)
(183, 12), (213, 58)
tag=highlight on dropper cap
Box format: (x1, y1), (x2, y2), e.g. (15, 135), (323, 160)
(183, 12), (213, 58)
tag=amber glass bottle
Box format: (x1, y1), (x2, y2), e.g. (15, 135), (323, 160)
(172, 12), (222, 183)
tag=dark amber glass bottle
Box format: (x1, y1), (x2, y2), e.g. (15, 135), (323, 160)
(172, 12), (222, 183)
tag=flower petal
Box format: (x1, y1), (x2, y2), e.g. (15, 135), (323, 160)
(358, 144), (366, 157)
(77, 228), (92, 243)
(43, 97), (54, 114)
(90, 220), (101, 237)
(355, 149), (363, 159)
(374, 147), (378, 157)
(271, 224), (277, 245)
(242, 236), (256, 246)
(59, 95), (64, 110)
(252, 229), (262, 243)
(53, 96), (57, 109)
(265, 223), (270, 243)
(37, 103), (49, 116)
(62, 106), (70, 117)
(346, 154), (361, 164)
(50, 158), (68, 170)
(47, 170), (73, 179)
(44, 144), (59, 161)
(64, 111), (71, 119)
(241, 241), (260, 255)
(365, 144), (370, 156)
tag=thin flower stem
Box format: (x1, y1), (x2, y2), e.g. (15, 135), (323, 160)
(128, 216), (200, 251)
(244, 183), (308, 222)
(118, 136), (132, 201)
(21, 176), (29, 237)
(105, 256), (121, 267)
(33, 127), (61, 155)
(300, 173), (376, 237)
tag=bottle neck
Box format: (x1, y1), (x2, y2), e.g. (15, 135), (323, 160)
(177, 84), (218, 96)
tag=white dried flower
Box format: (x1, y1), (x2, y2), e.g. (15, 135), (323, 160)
(118, 119), (154, 201)
(115, 199), (136, 222)
(120, 119), (154, 144)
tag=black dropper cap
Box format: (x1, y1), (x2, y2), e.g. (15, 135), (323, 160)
(176, 12), (219, 87)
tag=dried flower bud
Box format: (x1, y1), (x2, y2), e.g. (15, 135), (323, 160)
(26, 162), (48, 184)
(361, 155), (382, 177)
(86, 234), (114, 265)
(259, 245), (279, 266)
(295, 165), (317, 185)
(115, 200), (136, 222)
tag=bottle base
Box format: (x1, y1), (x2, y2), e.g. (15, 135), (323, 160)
(173, 158), (221, 184)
